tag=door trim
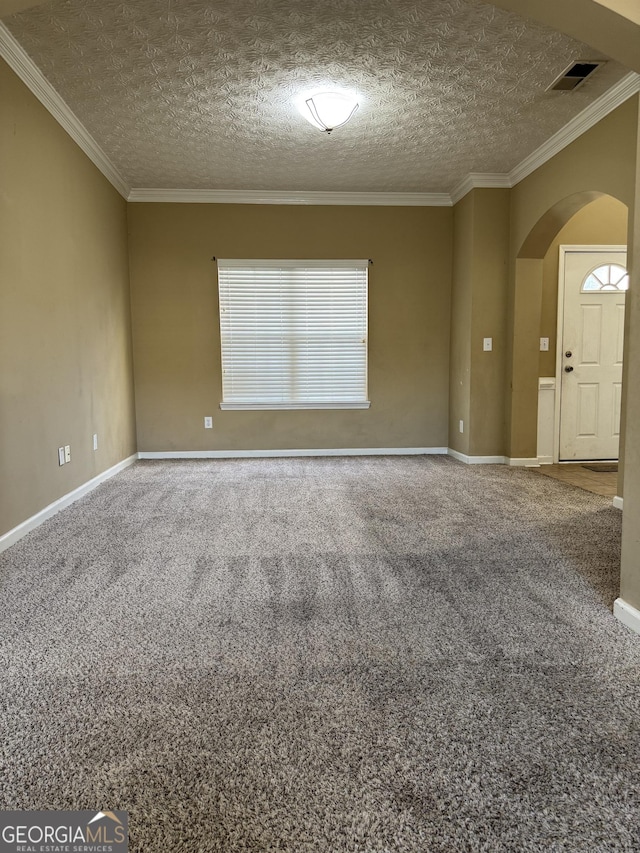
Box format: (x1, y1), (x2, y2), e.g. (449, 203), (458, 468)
(554, 244), (627, 463)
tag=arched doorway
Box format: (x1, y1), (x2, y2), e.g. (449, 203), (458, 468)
(510, 192), (629, 479)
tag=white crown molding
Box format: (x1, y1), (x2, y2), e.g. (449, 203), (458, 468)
(2, 14), (638, 208)
(127, 188), (453, 206)
(135, 71), (640, 205)
(450, 71), (640, 204)
(450, 172), (512, 205)
(509, 71), (640, 187)
(0, 22), (130, 198)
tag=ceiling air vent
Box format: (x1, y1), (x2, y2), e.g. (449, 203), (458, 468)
(547, 60), (606, 92)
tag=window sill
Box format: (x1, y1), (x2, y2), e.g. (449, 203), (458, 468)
(219, 401), (371, 411)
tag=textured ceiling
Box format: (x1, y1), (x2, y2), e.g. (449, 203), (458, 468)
(2, 0), (630, 193)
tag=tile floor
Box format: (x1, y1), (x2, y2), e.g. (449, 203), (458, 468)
(532, 463), (618, 497)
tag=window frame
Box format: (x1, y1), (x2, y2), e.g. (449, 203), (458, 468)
(217, 258), (371, 411)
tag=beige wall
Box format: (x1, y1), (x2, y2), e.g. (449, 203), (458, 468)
(512, 100), (637, 260)
(450, 189), (510, 457)
(128, 204), (453, 452)
(449, 193), (473, 456)
(620, 107), (640, 609)
(468, 190), (510, 457)
(539, 195), (628, 376)
(506, 97), (639, 459)
(0, 58), (137, 537)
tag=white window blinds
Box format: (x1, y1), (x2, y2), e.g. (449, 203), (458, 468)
(217, 259), (369, 409)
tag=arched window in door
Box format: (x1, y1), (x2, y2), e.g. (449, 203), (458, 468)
(582, 263), (629, 292)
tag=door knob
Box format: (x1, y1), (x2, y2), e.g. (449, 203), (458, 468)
(564, 366), (574, 373)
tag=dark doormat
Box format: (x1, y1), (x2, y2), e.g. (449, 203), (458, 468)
(582, 463), (618, 473)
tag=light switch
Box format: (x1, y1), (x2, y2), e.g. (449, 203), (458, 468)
(540, 337), (550, 352)
(483, 337), (493, 352)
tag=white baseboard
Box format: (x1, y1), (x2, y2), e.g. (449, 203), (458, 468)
(447, 451), (541, 467)
(138, 447), (449, 459)
(538, 455), (553, 465)
(613, 496), (624, 510)
(447, 449), (506, 464)
(0, 454), (138, 554)
(614, 598), (640, 635)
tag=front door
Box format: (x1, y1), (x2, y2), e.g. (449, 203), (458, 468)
(559, 248), (628, 461)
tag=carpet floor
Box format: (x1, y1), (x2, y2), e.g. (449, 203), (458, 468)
(1, 456), (639, 852)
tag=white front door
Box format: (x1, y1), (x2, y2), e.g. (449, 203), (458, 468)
(559, 248), (628, 461)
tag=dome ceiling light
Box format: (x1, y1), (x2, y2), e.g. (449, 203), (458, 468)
(302, 91), (360, 134)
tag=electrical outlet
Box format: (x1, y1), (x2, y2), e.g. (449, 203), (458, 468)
(58, 447), (65, 466)
(459, 420), (464, 434)
(540, 337), (550, 352)
(64, 445), (71, 463)
(204, 416), (213, 429)
(93, 433), (98, 451)
(483, 337), (493, 352)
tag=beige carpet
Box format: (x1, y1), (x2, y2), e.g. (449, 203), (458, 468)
(1, 457), (638, 852)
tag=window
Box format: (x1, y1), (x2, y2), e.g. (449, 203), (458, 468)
(217, 259), (369, 409)
(581, 263), (629, 292)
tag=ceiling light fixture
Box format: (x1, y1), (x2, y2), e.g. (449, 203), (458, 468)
(303, 91), (359, 134)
